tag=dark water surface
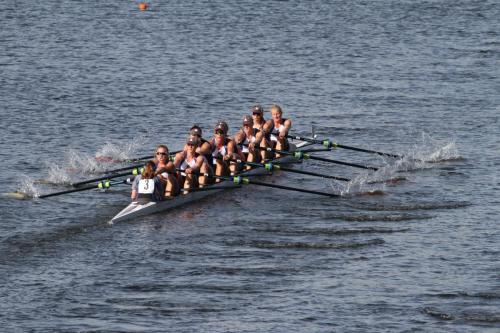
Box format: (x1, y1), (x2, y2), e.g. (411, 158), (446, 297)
(1, 1), (499, 332)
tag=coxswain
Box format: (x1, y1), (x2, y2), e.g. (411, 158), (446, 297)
(210, 121), (238, 178)
(234, 115), (264, 169)
(131, 160), (165, 202)
(154, 144), (180, 197)
(264, 104), (292, 157)
(174, 136), (213, 190)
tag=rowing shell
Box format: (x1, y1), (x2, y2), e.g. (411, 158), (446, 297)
(109, 141), (311, 224)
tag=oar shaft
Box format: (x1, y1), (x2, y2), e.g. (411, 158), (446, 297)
(335, 144), (402, 158)
(278, 165), (351, 181)
(286, 134), (402, 158)
(102, 163), (144, 174)
(72, 170), (139, 187)
(227, 157), (350, 181)
(38, 184), (98, 199)
(126, 149), (182, 163)
(39, 179), (131, 199)
(238, 178), (339, 198)
(308, 155), (378, 171)
(247, 144), (378, 171)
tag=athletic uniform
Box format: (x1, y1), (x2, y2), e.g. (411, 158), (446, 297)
(131, 175), (165, 202)
(269, 118), (288, 142)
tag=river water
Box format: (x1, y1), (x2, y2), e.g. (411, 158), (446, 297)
(1, 1), (499, 332)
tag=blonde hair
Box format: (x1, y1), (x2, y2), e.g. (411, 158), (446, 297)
(154, 144), (169, 155)
(269, 104), (282, 115)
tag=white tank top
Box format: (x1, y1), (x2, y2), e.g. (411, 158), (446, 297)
(180, 155), (198, 170)
(240, 135), (256, 153)
(212, 142), (228, 164)
(270, 122), (286, 142)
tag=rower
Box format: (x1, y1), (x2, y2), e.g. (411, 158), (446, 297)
(154, 144), (180, 197)
(210, 121), (238, 178)
(264, 104), (292, 157)
(251, 104), (270, 160)
(188, 125), (211, 155)
(234, 114), (264, 169)
(174, 136), (213, 190)
(131, 160), (165, 202)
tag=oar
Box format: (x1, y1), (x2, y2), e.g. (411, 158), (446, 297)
(217, 175), (339, 198)
(228, 158), (350, 182)
(38, 178), (133, 199)
(176, 167), (341, 197)
(124, 149), (181, 163)
(249, 145), (378, 171)
(286, 134), (403, 159)
(72, 167), (144, 187)
(100, 150), (180, 174)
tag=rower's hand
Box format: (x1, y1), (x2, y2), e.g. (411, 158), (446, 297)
(185, 168), (193, 174)
(279, 129), (287, 140)
(224, 154), (232, 161)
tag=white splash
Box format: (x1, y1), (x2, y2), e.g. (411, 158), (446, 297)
(18, 175), (41, 198)
(336, 172), (387, 196)
(45, 163), (72, 184)
(95, 136), (150, 162)
(66, 149), (101, 174)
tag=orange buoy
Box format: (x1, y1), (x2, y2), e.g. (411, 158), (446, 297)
(138, 2), (148, 11)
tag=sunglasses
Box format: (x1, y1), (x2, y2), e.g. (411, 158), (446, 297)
(252, 113), (261, 116)
(187, 143), (195, 147)
(156, 151), (168, 156)
(215, 130), (224, 135)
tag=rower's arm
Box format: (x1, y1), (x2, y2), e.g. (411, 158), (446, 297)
(263, 119), (273, 134)
(173, 151), (184, 168)
(199, 141), (212, 156)
(193, 155), (205, 172)
(254, 130), (264, 145)
(165, 161), (176, 173)
(283, 119), (292, 135)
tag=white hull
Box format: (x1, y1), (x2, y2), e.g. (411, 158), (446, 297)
(109, 142), (310, 224)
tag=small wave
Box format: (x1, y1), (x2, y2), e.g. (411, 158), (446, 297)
(353, 201), (471, 211)
(423, 307), (454, 320)
(257, 227), (409, 236)
(423, 307), (500, 323)
(227, 238), (385, 249)
(431, 291), (500, 300)
(338, 213), (431, 222)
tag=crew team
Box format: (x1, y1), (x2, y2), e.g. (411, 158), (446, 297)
(131, 104), (292, 201)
